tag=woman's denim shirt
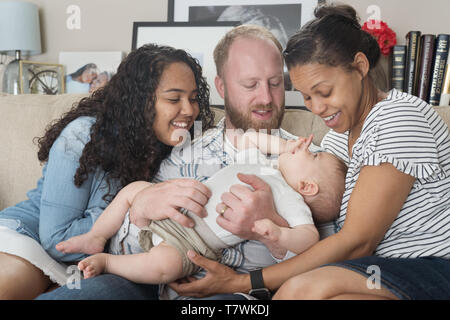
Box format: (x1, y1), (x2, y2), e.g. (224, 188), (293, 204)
(25, 116), (118, 261)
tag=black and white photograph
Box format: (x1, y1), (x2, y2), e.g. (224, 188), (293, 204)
(187, 5), (301, 49)
(170, 0), (321, 46)
(169, 0), (322, 107)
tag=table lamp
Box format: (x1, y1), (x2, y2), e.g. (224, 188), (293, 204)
(0, 1), (42, 94)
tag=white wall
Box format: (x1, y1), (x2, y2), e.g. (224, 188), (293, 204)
(344, 0), (450, 43)
(0, 0), (168, 84)
(25, 0), (167, 62)
(1, 0), (449, 83)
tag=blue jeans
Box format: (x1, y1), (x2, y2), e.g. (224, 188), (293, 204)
(36, 274), (159, 300)
(35, 274), (246, 300)
(327, 256), (450, 300)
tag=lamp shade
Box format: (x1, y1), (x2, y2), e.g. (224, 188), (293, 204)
(0, 1), (42, 55)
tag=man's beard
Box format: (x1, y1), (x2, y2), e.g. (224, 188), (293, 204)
(224, 95), (285, 132)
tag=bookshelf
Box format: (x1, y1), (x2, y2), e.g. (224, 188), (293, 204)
(387, 33), (450, 108)
(343, 0), (450, 107)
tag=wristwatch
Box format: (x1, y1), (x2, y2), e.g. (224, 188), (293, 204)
(248, 269), (271, 300)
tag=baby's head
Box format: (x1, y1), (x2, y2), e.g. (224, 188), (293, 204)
(278, 144), (347, 223)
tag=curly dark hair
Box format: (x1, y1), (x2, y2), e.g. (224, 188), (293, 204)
(36, 44), (214, 202)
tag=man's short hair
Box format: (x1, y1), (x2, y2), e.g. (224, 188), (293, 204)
(213, 24), (283, 77)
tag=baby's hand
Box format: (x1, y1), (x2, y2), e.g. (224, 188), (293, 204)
(283, 139), (304, 154)
(252, 218), (281, 242)
(282, 135), (313, 154)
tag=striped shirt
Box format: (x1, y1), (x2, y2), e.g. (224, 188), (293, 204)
(322, 89), (450, 259)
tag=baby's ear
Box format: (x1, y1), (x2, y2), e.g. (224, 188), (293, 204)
(297, 180), (319, 196)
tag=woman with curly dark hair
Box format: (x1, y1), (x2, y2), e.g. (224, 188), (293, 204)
(0, 43), (214, 299)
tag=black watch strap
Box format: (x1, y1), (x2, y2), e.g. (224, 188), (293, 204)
(248, 269), (271, 300)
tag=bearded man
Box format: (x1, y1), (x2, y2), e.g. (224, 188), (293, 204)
(40, 25), (320, 301)
(143, 25), (320, 300)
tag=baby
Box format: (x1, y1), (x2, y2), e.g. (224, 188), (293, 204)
(56, 133), (346, 284)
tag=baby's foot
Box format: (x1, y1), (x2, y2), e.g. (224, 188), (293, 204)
(56, 233), (106, 255)
(78, 253), (108, 279)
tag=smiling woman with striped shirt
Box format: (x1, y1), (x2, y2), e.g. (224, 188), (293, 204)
(168, 4), (449, 300)
(271, 4), (450, 300)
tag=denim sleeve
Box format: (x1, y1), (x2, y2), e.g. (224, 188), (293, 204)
(38, 117), (111, 262)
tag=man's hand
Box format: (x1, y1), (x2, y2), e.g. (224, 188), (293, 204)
(169, 250), (246, 298)
(216, 173), (288, 240)
(129, 179), (211, 228)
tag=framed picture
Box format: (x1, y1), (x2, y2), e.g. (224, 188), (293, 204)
(132, 21), (239, 106)
(168, 0), (323, 108)
(19, 60), (65, 95)
(59, 51), (123, 94)
(169, 0), (321, 46)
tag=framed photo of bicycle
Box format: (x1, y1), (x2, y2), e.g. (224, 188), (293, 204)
(19, 60), (65, 95)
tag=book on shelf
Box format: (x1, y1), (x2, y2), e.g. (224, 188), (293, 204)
(392, 31), (450, 106)
(439, 54), (450, 106)
(429, 34), (450, 106)
(417, 35), (436, 102)
(404, 31), (421, 95)
(391, 45), (406, 91)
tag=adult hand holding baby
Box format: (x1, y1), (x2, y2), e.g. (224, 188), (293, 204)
(129, 179), (212, 228)
(216, 173), (289, 241)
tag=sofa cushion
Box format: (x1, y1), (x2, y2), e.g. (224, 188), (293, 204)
(1, 93), (448, 211)
(0, 93), (88, 209)
(435, 106), (450, 125)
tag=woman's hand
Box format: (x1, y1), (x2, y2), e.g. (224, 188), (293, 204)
(168, 250), (247, 298)
(216, 173), (289, 241)
(129, 179), (212, 228)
